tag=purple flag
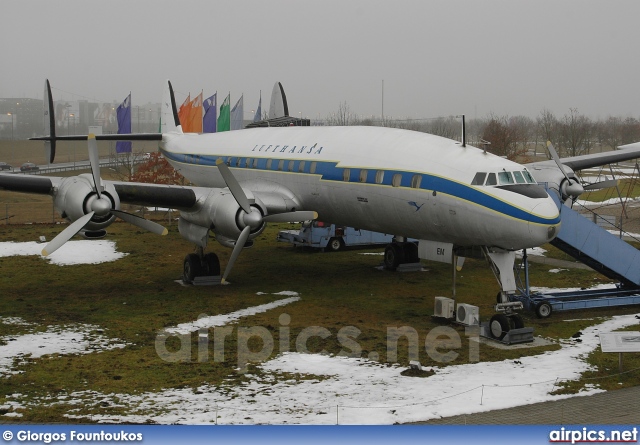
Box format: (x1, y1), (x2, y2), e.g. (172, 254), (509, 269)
(116, 93), (132, 153)
(203, 93), (217, 133)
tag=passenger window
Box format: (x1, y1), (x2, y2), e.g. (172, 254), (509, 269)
(513, 171), (526, 184)
(288, 160), (295, 172)
(411, 174), (422, 188)
(343, 169), (350, 182)
(246, 158), (251, 168)
(485, 173), (497, 186)
(226, 157), (232, 166)
(278, 160), (285, 171)
(266, 159), (273, 170)
(392, 174), (402, 187)
(471, 172), (487, 185)
(236, 158), (242, 167)
(375, 170), (384, 184)
(359, 169), (368, 183)
(498, 171), (514, 185)
(299, 161), (306, 173)
(310, 161), (317, 174)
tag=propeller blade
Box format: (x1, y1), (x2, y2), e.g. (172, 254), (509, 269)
(546, 141), (572, 183)
(111, 210), (168, 235)
(88, 134), (102, 198)
(263, 211), (318, 223)
(216, 159), (252, 214)
(221, 226), (250, 284)
(41, 212), (94, 256)
(583, 179), (619, 191)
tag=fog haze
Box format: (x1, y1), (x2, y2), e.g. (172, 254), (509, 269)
(3, 0), (639, 120)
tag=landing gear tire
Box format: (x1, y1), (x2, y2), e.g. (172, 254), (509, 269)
(489, 314), (510, 340)
(203, 252), (221, 276)
(384, 243), (405, 271)
(402, 242), (419, 263)
(183, 253), (204, 284)
(509, 313), (525, 329)
(535, 301), (553, 319)
(327, 237), (344, 252)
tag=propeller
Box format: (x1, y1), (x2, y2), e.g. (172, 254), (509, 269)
(42, 134), (168, 256)
(583, 178), (619, 191)
(215, 159), (317, 283)
(546, 141), (584, 200)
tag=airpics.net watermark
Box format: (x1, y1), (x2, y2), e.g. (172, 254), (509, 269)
(155, 313), (480, 371)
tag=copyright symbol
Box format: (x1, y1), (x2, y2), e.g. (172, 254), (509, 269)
(2, 431), (12, 441)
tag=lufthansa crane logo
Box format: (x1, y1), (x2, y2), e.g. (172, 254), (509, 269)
(408, 201), (424, 212)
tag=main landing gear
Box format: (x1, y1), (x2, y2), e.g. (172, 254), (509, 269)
(183, 247), (221, 284)
(383, 241), (420, 271)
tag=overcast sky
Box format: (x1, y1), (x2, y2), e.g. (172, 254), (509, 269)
(3, 0), (639, 121)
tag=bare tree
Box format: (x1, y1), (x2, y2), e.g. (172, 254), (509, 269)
(536, 108), (558, 158)
(480, 113), (525, 160)
(327, 101), (352, 126)
(559, 108), (592, 157)
(620, 117), (640, 145)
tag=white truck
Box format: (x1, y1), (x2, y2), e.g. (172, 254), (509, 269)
(277, 220), (397, 251)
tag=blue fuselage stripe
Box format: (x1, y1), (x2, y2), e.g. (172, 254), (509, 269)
(161, 150), (560, 226)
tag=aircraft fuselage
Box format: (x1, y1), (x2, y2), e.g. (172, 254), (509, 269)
(160, 126), (561, 251)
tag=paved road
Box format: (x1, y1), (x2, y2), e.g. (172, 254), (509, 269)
(415, 385), (640, 424)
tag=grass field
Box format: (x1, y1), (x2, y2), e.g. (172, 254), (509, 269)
(0, 221), (639, 422)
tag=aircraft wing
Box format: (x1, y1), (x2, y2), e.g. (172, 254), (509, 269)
(526, 142), (640, 172)
(0, 173), (297, 215)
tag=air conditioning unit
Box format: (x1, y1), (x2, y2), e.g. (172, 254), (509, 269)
(456, 303), (479, 326)
(434, 296), (455, 319)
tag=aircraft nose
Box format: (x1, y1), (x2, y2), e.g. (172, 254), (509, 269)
(529, 198), (561, 244)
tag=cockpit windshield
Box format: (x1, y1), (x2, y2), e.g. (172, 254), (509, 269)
(471, 169), (537, 187)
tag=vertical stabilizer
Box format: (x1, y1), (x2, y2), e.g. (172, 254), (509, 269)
(161, 80), (183, 134)
(43, 79), (56, 163)
(268, 82), (289, 119)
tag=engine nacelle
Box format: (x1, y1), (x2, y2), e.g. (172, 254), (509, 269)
(178, 189), (267, 247)
(53, 174), (120, 231)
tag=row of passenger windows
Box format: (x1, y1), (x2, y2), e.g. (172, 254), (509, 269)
(471, 170), (537, 186)
(221, 156), (423, 188)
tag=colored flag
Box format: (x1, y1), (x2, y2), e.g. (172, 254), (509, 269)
(115, 93), (132, 153)
(253, 92), (262, 122)
(203, 93), (217, 133)
(231, 95), (243, 131)
(178, 94), (191, 131)
(188, 92), (203, 133)
(217, 94), (230, 132)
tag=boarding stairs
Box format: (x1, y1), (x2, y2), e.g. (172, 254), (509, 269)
(517, 195), (640, 316)
(550, 202), (640, 288)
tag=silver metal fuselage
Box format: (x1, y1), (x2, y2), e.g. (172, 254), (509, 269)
(160, 126), (561, 251)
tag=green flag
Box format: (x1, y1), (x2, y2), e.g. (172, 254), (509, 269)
(217, 94), (230, 132)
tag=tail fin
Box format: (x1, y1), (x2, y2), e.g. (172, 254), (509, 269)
(161, 80), (183, 134)
(43, 79), (56, 163)
(268, 81), (289, 119)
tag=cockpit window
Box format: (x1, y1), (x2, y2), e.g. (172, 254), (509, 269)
(513, 171), (526, 184)
(471, 172), (487, 185)
(498, 171), (514, 185)
(478, 170), (538, 187)
(523, 170), (537, 184)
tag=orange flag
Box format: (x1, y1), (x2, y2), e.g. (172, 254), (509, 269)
(188, 91), (203, 133)
(178, 94), (191, 131)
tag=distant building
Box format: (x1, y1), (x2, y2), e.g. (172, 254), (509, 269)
(0, 96), (161, 139)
